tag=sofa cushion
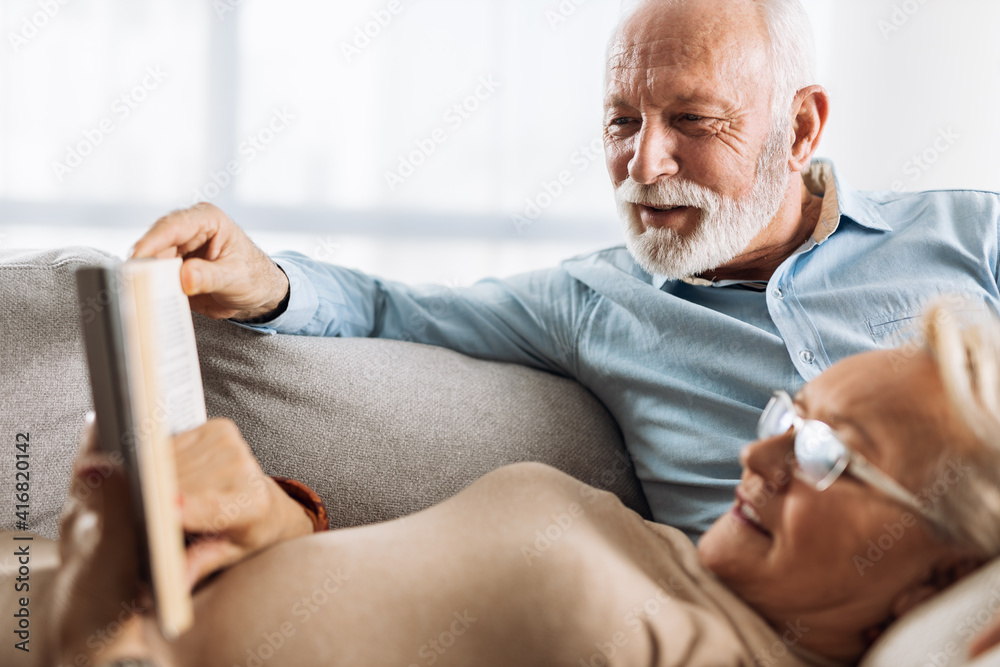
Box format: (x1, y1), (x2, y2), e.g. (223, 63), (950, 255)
(0, 246), (650, 540)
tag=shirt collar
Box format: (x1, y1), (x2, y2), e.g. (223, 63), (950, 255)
(805, 158), (892, 236)
(651, 159), (893, 290)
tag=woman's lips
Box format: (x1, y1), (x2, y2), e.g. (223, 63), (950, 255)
(731, 492), (773, 538)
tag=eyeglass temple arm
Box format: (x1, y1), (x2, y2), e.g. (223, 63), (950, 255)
(848, 454), (947, 528)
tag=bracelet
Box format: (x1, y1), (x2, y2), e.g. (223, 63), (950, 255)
(271, 476), (329, 532)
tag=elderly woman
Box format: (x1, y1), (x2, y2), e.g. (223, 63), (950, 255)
(11, 301), (1000, 666)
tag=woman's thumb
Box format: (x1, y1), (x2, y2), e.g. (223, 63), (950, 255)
(185, 537), (242, 590)
(70, 415), (117, 506)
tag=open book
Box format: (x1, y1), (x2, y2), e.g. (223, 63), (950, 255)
(76, 258), (204, 639)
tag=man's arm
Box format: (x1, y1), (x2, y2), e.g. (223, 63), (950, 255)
(132, 204), (590, 376)
(234, 251), (587, 375)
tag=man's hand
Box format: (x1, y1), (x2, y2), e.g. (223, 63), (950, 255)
(130, 203), (289, 321)
(174, 418), (314, 588)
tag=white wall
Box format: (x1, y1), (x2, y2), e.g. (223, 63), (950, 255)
(804, 0), (1000, 193)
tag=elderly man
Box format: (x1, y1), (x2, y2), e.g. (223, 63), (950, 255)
(134, 0), (999, 547)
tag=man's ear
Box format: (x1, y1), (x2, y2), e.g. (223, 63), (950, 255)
(890, 554), (984, 619)
(788, 85), (829, 173)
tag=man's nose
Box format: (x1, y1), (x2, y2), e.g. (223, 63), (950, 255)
(628, 122), (680, 185)
(739, 432), (795, 490)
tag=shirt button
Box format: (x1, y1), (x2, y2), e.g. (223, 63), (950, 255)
(772, 288), (784, 300)
(800, 350), (816, 365)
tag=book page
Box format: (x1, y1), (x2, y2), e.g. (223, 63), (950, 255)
(125, 259), (208, 435)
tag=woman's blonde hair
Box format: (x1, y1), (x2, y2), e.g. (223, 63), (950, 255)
(922, 298), (1000, 557)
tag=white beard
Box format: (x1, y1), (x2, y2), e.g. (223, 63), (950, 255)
(615, 125), (791, 280)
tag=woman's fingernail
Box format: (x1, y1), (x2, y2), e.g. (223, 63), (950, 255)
(75, 464), (105, 481)
(85, 411), (95, 424)
(71, 510), (101, 553)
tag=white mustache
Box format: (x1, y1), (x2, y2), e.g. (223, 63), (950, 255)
(615, 177), (719, 211)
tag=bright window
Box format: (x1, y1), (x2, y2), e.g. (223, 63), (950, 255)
(0, 0), (996, 282)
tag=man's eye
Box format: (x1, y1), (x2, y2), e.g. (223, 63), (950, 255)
(611, 117), (632, 126)
(681, 114), (705, 122)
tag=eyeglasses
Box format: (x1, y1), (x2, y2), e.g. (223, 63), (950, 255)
(757, 391), (947, 530)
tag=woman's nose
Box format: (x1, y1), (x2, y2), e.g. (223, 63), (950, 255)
(740, 431), (795, 490)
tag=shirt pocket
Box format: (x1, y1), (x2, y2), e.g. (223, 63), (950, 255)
(867, 312), (923, 345)
(866, 293), (991, 346)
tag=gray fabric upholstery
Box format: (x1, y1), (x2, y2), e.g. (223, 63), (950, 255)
(199, 318), (651, 530)
(0, 246), (650, 540)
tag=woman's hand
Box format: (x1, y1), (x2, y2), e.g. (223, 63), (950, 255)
(174, 418), (314, 588)
(47, 416), (311, 665)
(971, 620), (1000, 658)
(47, 417), (157, 666)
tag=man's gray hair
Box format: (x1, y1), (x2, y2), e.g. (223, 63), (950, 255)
(618, 0), (818, 124)
(758, 0), (817, 123)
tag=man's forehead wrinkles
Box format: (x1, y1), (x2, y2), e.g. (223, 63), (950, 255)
(613, 36), (695, 52)
(609, 37), (709, 67)
(605, 65), (742, 111)
(609, 61), (700, 74)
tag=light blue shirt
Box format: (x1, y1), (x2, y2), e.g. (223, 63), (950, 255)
(237, 159), (1000, 540)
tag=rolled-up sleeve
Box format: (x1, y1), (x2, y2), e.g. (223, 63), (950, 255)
(230, 251), (593, 377)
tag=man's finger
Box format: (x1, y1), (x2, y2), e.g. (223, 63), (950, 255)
(187, 294), (241, 320)
(179, 256), (234, 298)
(130, 209), (218, 260)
